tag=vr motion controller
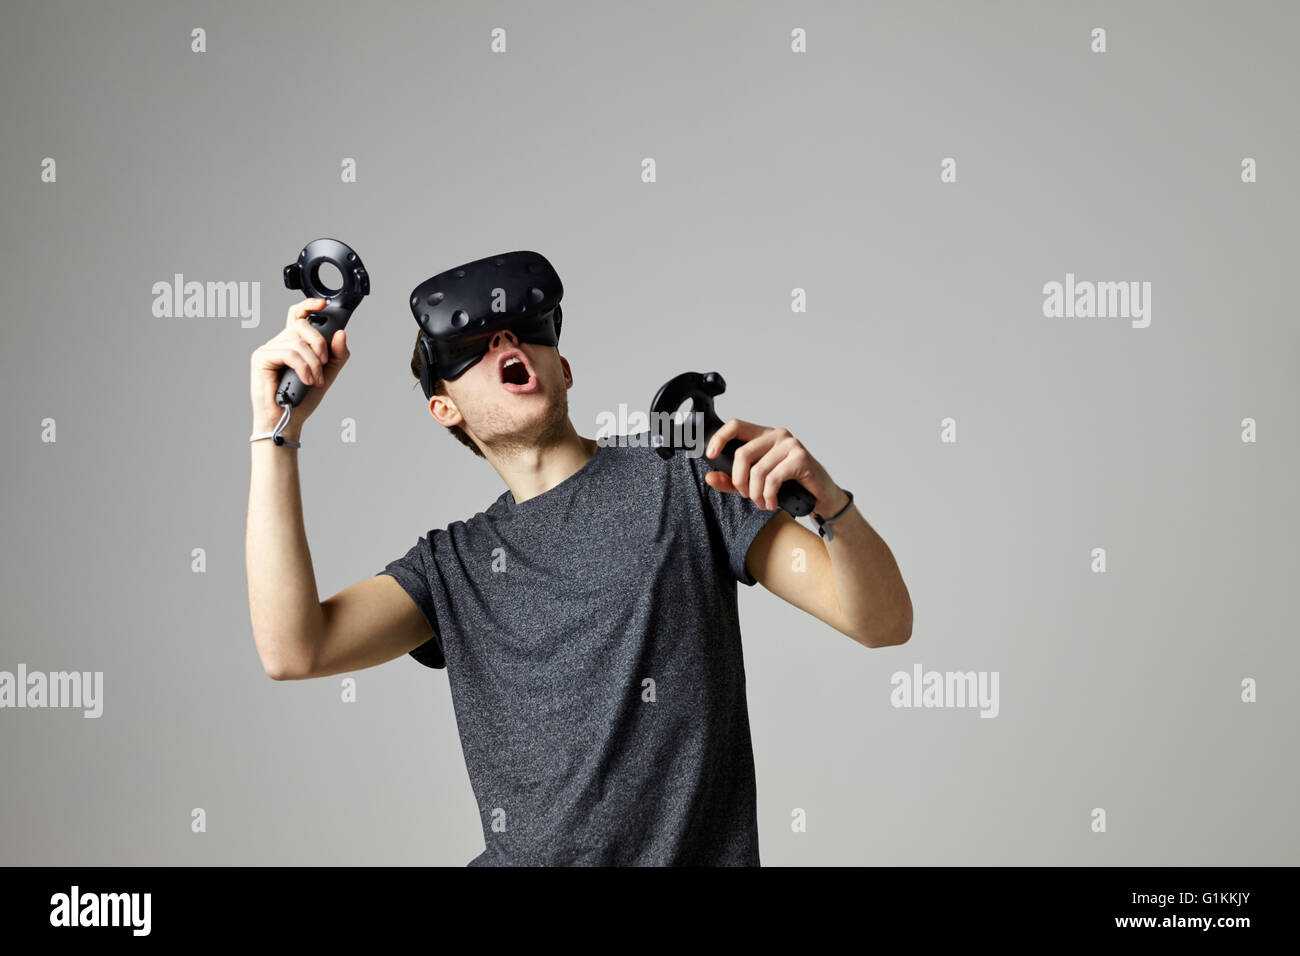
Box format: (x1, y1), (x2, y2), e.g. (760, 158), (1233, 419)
(277, 237), (371, 408)
(650, 371), (816, 518)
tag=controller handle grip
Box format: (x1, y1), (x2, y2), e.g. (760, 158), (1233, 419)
(708, 436), (817, 518)
(275, 303), (352, 408)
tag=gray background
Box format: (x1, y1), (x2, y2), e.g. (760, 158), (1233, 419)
(1, 0), (1296, 866)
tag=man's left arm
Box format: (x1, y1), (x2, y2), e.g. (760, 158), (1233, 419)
(702, 419), (913, 650)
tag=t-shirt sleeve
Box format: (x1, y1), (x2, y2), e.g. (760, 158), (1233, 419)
(377, 532), (448, 669)
(683, 452), (782, 587)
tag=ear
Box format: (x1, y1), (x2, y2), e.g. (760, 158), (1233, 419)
(429, 393), (463, 428)
(559, 354), (572, 387)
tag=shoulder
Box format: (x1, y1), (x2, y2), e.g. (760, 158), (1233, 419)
(598, 434), (702, 492)
(598, 431), (684, 469)
(414, 490), (513, 549)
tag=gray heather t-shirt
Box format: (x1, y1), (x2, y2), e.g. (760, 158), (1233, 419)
(378, 432), (780, 866)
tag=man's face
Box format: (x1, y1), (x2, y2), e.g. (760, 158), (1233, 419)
(431, 328), (573, 453)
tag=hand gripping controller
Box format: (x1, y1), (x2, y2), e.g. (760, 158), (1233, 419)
(277, 237), (371, 408)
(649, 371), (816, 518)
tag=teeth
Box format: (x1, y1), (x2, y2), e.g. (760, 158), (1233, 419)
(504, 357), (521, 367)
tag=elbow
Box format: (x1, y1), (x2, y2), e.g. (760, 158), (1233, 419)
(859, 602), (913, 649)
(891, 604), (913, 645)
(263, 660), (295, 681)
(861, 629), (910, 649)
(255, 639), (312, 681)
(263, 658), (314, 681)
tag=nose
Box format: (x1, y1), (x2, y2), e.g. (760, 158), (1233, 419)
(490, 329), (520, 351)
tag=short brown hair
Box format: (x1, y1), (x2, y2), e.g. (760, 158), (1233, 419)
(409, 330), (485, 458)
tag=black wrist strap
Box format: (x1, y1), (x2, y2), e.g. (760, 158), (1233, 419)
(813, 489), (854, 542)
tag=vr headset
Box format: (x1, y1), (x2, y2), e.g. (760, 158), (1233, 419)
(411, 250), (564, 398)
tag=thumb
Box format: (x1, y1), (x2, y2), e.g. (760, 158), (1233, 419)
(705, 469), (738, 495)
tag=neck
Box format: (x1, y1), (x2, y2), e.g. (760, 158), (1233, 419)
(484, 420), (598, 506)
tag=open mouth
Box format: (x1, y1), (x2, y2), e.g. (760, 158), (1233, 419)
(499, 353), (539, 393)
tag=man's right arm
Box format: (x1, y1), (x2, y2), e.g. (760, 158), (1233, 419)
(308, 575), (435, 679)
(245, 298), (435, 680)
(245, 433), (434, 680)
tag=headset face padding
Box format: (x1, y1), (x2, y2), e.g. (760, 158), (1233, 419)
(418, 305), (562, 397)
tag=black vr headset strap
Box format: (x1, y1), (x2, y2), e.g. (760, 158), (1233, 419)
(418, 335), (438, 400)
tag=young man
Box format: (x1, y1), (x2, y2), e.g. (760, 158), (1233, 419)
(246, 282), (912, 867)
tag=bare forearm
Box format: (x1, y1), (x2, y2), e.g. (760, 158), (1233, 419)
(821, 488), (912, 647)
(245, 418), (323, 678)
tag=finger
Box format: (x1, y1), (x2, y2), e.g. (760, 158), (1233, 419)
(290, 338), (326, 383)
(759, 438), (805, 511)
(286, 297), (327, 326)
(705, 418), (763, 458)
(704, 469), (739, 495)
(292, 316), (331, 365)
(329, 328), (350, 363)
(705, 418), (738, 458)
(749, 430), (793, 508)
(267, 341), (323, 385)
(729, 428), (782, 500)
(317, 330), (351, 387)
